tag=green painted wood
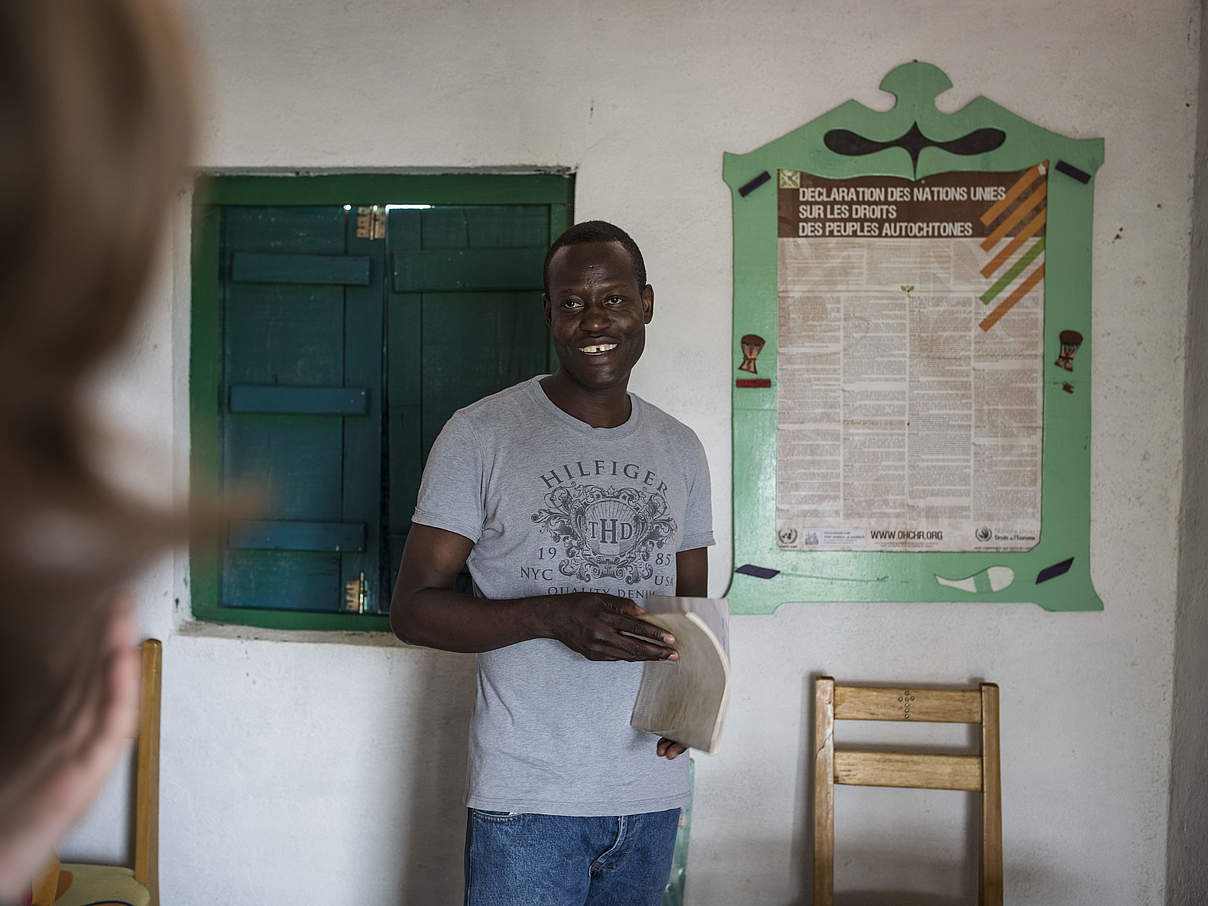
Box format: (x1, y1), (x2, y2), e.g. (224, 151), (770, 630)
(419, 291), (548, 455)
(392, 248), (546, 292)
(222, 208), (347, 391)
(386, 281), (422, 540)
(229, 385), (369, 415)
(388, 208), (422, 248)
(340, 208), (386, 613)
(225, 285), (345, 385)
(191, 176), (573, 629)
(198, 172), (574, 207)
(221, 549), (342, 612)
(547, 204), (569, 370)
(420, 205), (549, 248)
(219, 206), (360, 616)
(386, 206), (553, 548)
(231, 252), (370, 285)
(225, 415), (344, 520)
(722, 62), (1104, 613)
(223, 205), (348, 253)
(385, 191), (422, 537)
(189, 204), (223, 616)
(228, 520), (366, 552)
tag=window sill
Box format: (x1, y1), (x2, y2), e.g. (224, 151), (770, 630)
(177, 615), (404, 647)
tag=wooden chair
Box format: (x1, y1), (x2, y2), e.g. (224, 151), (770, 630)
(812, 677), (1002, 906)
(33, 639), (161, 906)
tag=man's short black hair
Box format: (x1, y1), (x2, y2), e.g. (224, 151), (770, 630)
(542, 220), (647, 297)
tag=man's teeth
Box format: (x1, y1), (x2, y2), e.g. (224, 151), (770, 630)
(579, 343), (617, 353)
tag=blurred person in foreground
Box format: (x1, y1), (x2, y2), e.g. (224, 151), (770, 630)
(0, 0), (197, 897)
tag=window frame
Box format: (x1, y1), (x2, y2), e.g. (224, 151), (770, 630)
(189, 172), (574, 631)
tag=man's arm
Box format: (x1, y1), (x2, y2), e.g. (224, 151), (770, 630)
(674, 547), (709, 597)
(389, 524), (678, 662)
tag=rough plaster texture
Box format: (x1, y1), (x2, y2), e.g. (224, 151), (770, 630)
(61, 1), (1200, 903)
(1166, 2), (1208, 903)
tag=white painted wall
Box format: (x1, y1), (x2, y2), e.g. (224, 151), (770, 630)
(61, 1), (1201, 903)
(1166, 2), (1208, 903)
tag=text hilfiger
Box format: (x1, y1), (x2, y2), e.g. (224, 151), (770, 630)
(539, 460), (669, 494)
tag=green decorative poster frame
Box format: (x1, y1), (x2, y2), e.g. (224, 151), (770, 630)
(722, 62), (1104, 613)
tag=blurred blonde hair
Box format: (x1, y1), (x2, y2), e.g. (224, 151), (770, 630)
(0, 0), (196, 776)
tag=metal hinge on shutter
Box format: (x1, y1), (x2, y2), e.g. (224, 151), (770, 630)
(343, 571), (368, 613)
(355, 205), (387, 239)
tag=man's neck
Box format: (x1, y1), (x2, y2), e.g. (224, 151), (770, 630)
(539, 372), (631, 428)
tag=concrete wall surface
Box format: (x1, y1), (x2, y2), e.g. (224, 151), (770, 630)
(1166, 1), (1208, 903)
(62, 1), (1201, 904)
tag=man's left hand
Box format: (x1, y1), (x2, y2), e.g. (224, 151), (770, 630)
(656, 737), (687, 760)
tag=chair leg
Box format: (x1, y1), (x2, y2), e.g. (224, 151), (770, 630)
(813, 678), (836, 906)
(979, 683), (1002, 906)
(134, 640), (161, 906)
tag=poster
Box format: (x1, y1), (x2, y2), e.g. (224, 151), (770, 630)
(722, 62), (1104, 612)
(775, 167), (1046, 553)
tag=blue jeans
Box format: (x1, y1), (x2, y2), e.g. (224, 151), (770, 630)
(464, 808), (681, 906)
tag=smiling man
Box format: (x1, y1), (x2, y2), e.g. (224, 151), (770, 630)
(390, 220), (714, 906)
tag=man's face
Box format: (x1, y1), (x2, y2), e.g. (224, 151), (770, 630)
(543, 241), (654, 393)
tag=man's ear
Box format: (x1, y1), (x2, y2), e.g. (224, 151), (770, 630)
(542, 293), (552, 327)
(641, 285), (654, 324)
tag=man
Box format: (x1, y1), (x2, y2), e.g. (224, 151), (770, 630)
(390, 220), (713, 906)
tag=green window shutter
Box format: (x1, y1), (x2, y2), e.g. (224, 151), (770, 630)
(231, 252), (371, 285)
(385, 205), (554, 585)
(190, 176), (573, 629)
(219, 205), (384, 614)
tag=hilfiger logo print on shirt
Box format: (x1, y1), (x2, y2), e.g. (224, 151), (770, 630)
(531, 460), (677, 585)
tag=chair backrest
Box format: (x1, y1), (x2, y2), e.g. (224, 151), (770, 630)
(812, 677), (1001, 906)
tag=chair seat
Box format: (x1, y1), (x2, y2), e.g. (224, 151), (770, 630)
(53, 864), (151, 906)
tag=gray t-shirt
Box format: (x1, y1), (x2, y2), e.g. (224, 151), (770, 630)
(412, 376), (714, 816)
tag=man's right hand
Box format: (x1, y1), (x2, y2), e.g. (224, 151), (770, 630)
(391, 525), (678, 661)
(534, 593), (678, 662)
